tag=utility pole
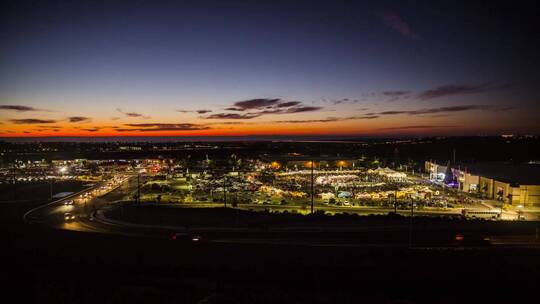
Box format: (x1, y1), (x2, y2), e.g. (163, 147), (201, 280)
(12, 166), (17, 201)
(394, 189), (398, 213)
(223, 175), (227, 208)
(311, 160), (314, 214)
(409, 197), (414, 249)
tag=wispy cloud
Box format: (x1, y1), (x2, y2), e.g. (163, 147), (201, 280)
(0, 105), (46, 112)
(379, 125), (457, 131)
(116, 108), (150, 119)
(177, 109), (213, 114)
(417, 83), (511, 100)
(205, 113), (261, 120)
(204, 98), (323, 120)
(196, 109), (212, 114)
(323, 83), (510, 105)
(232, 98), (281, 110)
(81, 127), (101, 132)
(9, 119), (57, 124)
(378, 11), (420, 40)
(115, 123), (210, 132)
(274, 115), (380, 124)
(68, 116), (91, 123)
(375, 105), (508, 116)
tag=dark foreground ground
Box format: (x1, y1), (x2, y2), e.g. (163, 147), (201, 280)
(4, 201), (540, 304)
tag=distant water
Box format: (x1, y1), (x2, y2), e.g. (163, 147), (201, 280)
(0, 135), (376, 143)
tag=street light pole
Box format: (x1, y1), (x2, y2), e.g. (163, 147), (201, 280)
(394, 189), (398, 213)
(311, 160), (314, 214)
(409, 197), (414, 249)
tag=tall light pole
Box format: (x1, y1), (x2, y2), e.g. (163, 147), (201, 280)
(310, 160), (314, 214)
(223, 175), (227, 208)
(409, 197), (414, 249)
(394, 189), (398, 213)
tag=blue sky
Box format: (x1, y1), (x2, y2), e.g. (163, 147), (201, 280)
(1, 0), (538, 136)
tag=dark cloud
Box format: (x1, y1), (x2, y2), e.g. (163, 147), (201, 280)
(0, 105), (42, 112)
(379, 110), (409, 115)
(196, 109), (212, 114)
(275, 115), (379, 124)
(382, 91), (410, 96)
(206, 98), (324, 119)
(277, 101), (302, 108)
(275, 117), (343, 124)
(68, 116), (91, 123)
(116, 123), (210, 132)
(125, 112), (145, 117)
(379, 125), (457, 131)
(378, 11), (419, 40)
(205, 113), (261, 120)
(358, 115), (380, 119)
(206, 121), (245, 125)
(116, 108), (150, 118)
(382, 91), (411, 102)
(81, 127), (101, 132)
(177, 109), (213, 114)
(282, 106), (323, 114)
(375, 105), (504, 116)
(321, 98), (360, 105)
(417, 83), (510, 100)
(233, 98), (281, 110)
(345, 83), (510, 104)
(9, 119), (57, 124)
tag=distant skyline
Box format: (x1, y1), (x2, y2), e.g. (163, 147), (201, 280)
(1, 0), (539, 137)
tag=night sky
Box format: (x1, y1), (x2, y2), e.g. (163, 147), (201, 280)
(1, 0), (539, 137)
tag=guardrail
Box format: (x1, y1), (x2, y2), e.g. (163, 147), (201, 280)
(23, 176), (133, 224)
(22, 185), (97, 223)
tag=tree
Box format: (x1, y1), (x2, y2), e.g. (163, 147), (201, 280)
(443, 161), (454, 184)
(392, 148), (400, 168)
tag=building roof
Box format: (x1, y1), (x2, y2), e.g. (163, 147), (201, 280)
(455, 162), (540, 185)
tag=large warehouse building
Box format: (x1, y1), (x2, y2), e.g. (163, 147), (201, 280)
(425, 161), (540, 207)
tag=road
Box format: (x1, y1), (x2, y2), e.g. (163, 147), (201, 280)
(23, 174), (540, 249)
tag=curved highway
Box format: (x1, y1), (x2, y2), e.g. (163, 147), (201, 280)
(23, 174), (540, 248)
